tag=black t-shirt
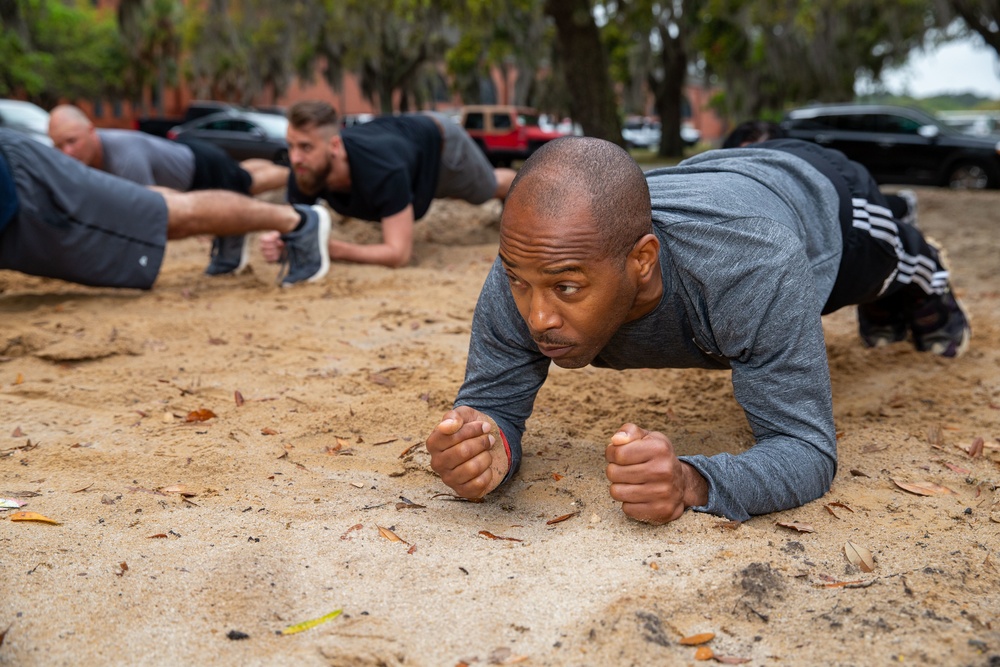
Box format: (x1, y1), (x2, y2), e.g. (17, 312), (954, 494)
(288, 114), (441, 221)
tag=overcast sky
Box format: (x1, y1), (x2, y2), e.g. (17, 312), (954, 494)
(861, 35), (1000, 99)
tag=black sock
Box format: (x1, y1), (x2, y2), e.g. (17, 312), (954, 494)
(292, 209), (309, 232)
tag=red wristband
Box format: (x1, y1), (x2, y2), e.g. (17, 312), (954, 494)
(496, 427), (511, 468)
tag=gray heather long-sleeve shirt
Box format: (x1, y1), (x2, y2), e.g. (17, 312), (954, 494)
(455, 147), (844, 522)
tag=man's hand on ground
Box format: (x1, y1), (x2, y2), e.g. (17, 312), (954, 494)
(426, 406), (509, 499)
(259, 231), (285, 263)
(605, 423), (708, 525)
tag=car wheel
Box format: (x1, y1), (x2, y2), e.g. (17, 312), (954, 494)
(946, 162), (993, 189)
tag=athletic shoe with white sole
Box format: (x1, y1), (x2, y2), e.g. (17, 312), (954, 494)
(205, 234), (250, 275)
(277, 204), (331, 287)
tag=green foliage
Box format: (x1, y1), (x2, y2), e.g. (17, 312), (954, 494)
(0, 0), (126, 106)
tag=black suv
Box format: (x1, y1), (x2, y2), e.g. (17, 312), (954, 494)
(782, 103), (1000, 189)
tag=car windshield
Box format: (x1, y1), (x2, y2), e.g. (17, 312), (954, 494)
(518, 113), (541, 126)
(0, 101), (50, 133)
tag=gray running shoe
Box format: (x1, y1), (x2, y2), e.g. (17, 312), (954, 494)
(205, 234), (250, 275)
(278, 205), (331, 287)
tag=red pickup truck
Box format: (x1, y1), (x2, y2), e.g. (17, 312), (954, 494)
(460, 105), (568, 167)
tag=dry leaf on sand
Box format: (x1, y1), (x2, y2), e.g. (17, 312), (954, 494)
(185, 409), (216, 423)
(679, 632), (715, 645)
(10, 511), (60, 525)
(845, 541), (875, 572)
(891, 478), (957, 496)
(776, 521), (815, 533)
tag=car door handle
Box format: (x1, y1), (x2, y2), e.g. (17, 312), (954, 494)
(877, 139), (895, 148)
(815, 134), (833, 144)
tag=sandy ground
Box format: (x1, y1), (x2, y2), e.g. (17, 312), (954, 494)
(1, 188), (998, 667)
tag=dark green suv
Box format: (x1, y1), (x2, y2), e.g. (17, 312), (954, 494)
(782, 103), (1000, 189)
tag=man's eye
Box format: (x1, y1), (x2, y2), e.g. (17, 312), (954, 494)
(557, 285), (579, 295)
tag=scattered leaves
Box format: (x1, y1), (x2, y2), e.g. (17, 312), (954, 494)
(261, 427), (278, 436)
(1, 498), (27, 509)
(115, 562), (129, 577)
(551, 473), (564, 481)
(715, 520), (741, 531)
(14, 372), (24, 385)
(11, 426), (24, 437)
(715, 656), (751, 665)
(680, 632), (715, 646)
(862, 443), (888, 454)
(546, 512), (579, 525)
(927, 425), (944, 446)
(10, 511), (60, 525)
(147, 533), (168, 539)
(184, 409), (216, 423)
(694, 646), (714, 660)
(891, 478), (957, 496)
(849, 469), (870, 478)
(278, 609), (342, 636)
(234, 391), (245, 407)
(776, 521), (815, 533)
(844, 541), (875, 572)
(71, 483), (94, 493)
(478, 530), (523, 542)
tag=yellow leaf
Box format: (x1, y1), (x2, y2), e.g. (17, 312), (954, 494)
(845, 541), (875, 572)
(10, 511), (60, 525)
(680, 632), (715, 646)
(695, 646), (715, 660)
(279, 609), (342, 636)
(891, 478), (956, 496)
(14, 373), (24, 385)
(377, 525), (403, 542)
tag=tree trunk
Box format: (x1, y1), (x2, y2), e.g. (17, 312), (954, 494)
(651, 25), (687, 158)
(544, 0), (622, 143)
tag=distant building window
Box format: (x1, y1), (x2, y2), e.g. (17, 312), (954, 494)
(112, 99), (122, 118)
(93, 99), (103, 119)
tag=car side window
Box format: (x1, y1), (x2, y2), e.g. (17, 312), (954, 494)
(493, 113), (512, 130)
(878, 115), (922, 135)
(229, 121), (254, 134)
(463, 113), (484, 130)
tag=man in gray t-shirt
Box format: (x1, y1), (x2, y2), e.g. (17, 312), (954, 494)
(424, 137), (969, 524)
(49, 104), (288, 275)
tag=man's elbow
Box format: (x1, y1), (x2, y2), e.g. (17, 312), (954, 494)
(385, 247), (411, 268)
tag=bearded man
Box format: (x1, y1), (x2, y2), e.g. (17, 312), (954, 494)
(259, 101), (515, 268)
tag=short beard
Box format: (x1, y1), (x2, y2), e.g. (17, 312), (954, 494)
(295, 161), (331, 196)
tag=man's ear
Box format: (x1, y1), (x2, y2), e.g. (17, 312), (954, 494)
(631, 233), (660, 282)
(328, 133), (343, 157)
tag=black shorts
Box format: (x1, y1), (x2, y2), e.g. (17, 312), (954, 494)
(0, 129), (167, 289)
(758, 139), (900, 313)
(174, 136), (252, 195)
